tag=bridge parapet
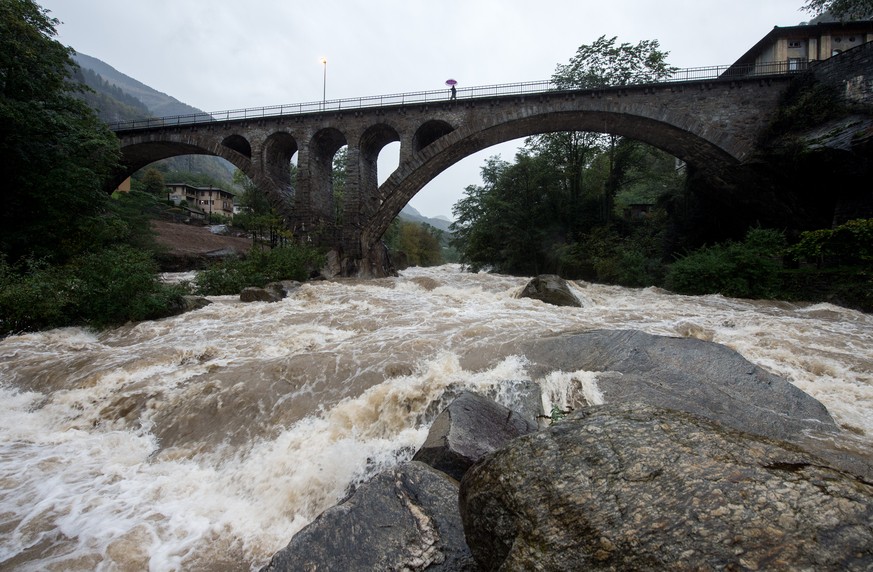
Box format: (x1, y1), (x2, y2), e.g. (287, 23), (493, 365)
(109, 62), (802, 133)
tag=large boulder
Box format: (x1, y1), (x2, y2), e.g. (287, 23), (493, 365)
(413, 391), (538, 481)
(164, 295), (212, 317)
(240, 286), (283, 303)
(459, 403), (873, 571)
(515, 275), (581, 307)
(521, 329), (837, 443)
(261, 461), (477, 571)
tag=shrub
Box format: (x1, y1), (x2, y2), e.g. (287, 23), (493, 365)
(665, 228), (786, 299)
(194, 243), (325, 295)
(789, 218), (873, 267)
(72, 246), (185, 328)
(0, 247), (185, 336)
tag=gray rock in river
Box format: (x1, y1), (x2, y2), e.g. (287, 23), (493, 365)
(515, 274), (582, 307)
(260, 461), (477, 571)
(459, 403), (873, 571)
(240, 286), (283, 303)
(413, 391), (538, 481)
(521, 329), (837, 443)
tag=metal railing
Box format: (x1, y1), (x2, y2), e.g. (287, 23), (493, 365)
(108, 61), (804, 132)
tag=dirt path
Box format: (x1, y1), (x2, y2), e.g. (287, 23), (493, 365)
(151, 220), (253, 255)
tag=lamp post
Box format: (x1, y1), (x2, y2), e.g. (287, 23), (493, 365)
(320, 57), (327, 110)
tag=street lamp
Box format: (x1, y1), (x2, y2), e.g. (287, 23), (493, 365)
(320, 57), (327, 110)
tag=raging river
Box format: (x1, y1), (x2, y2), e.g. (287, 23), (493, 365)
(1, 265), (871, 570)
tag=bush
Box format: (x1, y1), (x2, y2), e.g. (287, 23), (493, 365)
(0, 247), (185, 336)
(194, 244), (325, 295)
(665, 228), (786, 299)
(789, 218), (873, 267)
(0, 258), (76, 335)
(72, 246), (185, 328)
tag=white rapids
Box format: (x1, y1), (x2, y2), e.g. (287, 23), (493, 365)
(0, 264), (871, 570)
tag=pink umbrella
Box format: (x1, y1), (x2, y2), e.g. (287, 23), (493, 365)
(445, 79), (458, 86)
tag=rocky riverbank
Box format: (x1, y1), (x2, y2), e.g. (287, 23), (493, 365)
(258, 329), (873, 570)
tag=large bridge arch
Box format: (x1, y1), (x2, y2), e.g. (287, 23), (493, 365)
(361, 107), (742, 252)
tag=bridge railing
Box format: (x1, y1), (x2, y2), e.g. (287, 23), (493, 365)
(108, 61), (804, 132)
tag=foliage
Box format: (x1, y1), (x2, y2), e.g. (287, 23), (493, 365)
(665, 228), (787, 299)
(194, 244), (325, 295)
(552, 35), (678, 89)
(140, 168), (166, 195)
(767, 75), (846, 137)
(789, 218), (873, 266)
(802, 0), (873, 19)
(333, 147), (347, 226)
(0, 0), (121, 265)
(385, 220), (445, 267)
(0, 247), (185, 335)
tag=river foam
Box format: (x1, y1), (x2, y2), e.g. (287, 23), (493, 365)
(1, 264), (871, 570)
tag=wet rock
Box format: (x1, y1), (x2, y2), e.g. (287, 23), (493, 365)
(515, 274), (581, 307)
(261, 461), (477, 571)
(164, 295), (212, 317)
(264, 281), (301, 299)
(459, 403), (873, 571)
(240, 286), (283, 303)
(522, 329), (837, 443)
(413, 391), (537, 481)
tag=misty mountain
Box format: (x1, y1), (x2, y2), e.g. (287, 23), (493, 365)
(399, 205), (453, 232)
(73, 52), (235, 186)
(73, 52), (202, 118)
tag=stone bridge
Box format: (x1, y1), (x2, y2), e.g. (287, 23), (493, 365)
(113, 71), (796, 275)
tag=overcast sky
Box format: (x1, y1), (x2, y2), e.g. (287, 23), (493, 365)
(41, 0), (810, 219)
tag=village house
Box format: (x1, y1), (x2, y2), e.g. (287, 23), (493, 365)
(726, 19), (873, 76)
(165, 183), (235, 221)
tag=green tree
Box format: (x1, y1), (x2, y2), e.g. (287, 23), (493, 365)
(141, 167), (166, 195)
(803, 0), (873, 19)
(0, 0), (121, 264)
(552, 35), (677, 89)
(332, 146), (348, 226)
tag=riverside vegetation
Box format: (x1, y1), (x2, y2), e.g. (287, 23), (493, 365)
(1, 0), (871, 338)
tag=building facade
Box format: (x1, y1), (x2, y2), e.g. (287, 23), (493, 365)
(726, 20), (873, 76)
(165, 183), (235, 220)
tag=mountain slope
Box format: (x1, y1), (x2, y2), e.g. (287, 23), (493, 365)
(73, 52), (202, 118)
(399, 205), (453, 231)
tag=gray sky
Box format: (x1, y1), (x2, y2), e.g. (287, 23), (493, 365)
(41, 0), (809, 219)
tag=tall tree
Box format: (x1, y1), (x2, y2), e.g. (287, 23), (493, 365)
(803, 0), (873, 19)
(532, 36), (677, 228)
(0, 0), (120, 264)
(552, 35), (677, 89)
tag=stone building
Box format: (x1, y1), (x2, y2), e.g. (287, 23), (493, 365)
(165, 183), (235, 220)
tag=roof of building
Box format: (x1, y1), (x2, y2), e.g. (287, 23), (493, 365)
(730, 19), (873, 67)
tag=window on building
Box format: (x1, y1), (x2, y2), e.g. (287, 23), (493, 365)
(788, 57), (806, 71)
(788, 40), (802, 49)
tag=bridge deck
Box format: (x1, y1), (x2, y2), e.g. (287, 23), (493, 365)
(108, 61), (802, 133)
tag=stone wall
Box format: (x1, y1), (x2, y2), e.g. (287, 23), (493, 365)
(811, 40), (873, 104)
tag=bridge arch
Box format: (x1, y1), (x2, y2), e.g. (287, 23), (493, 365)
(362, 108), (740, 251)
(222, 134), (252, 158)
(113, 132), (258, 192)
(263, 131), (299, 187)
(299, 127), (348, 225)
(413, 120), (455, 153)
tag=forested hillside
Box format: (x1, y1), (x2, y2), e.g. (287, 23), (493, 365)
(73, 52), (236, 187)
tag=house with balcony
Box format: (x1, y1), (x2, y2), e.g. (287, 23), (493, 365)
(166, 183), (235, 221)
(725, 19), (873, 77)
